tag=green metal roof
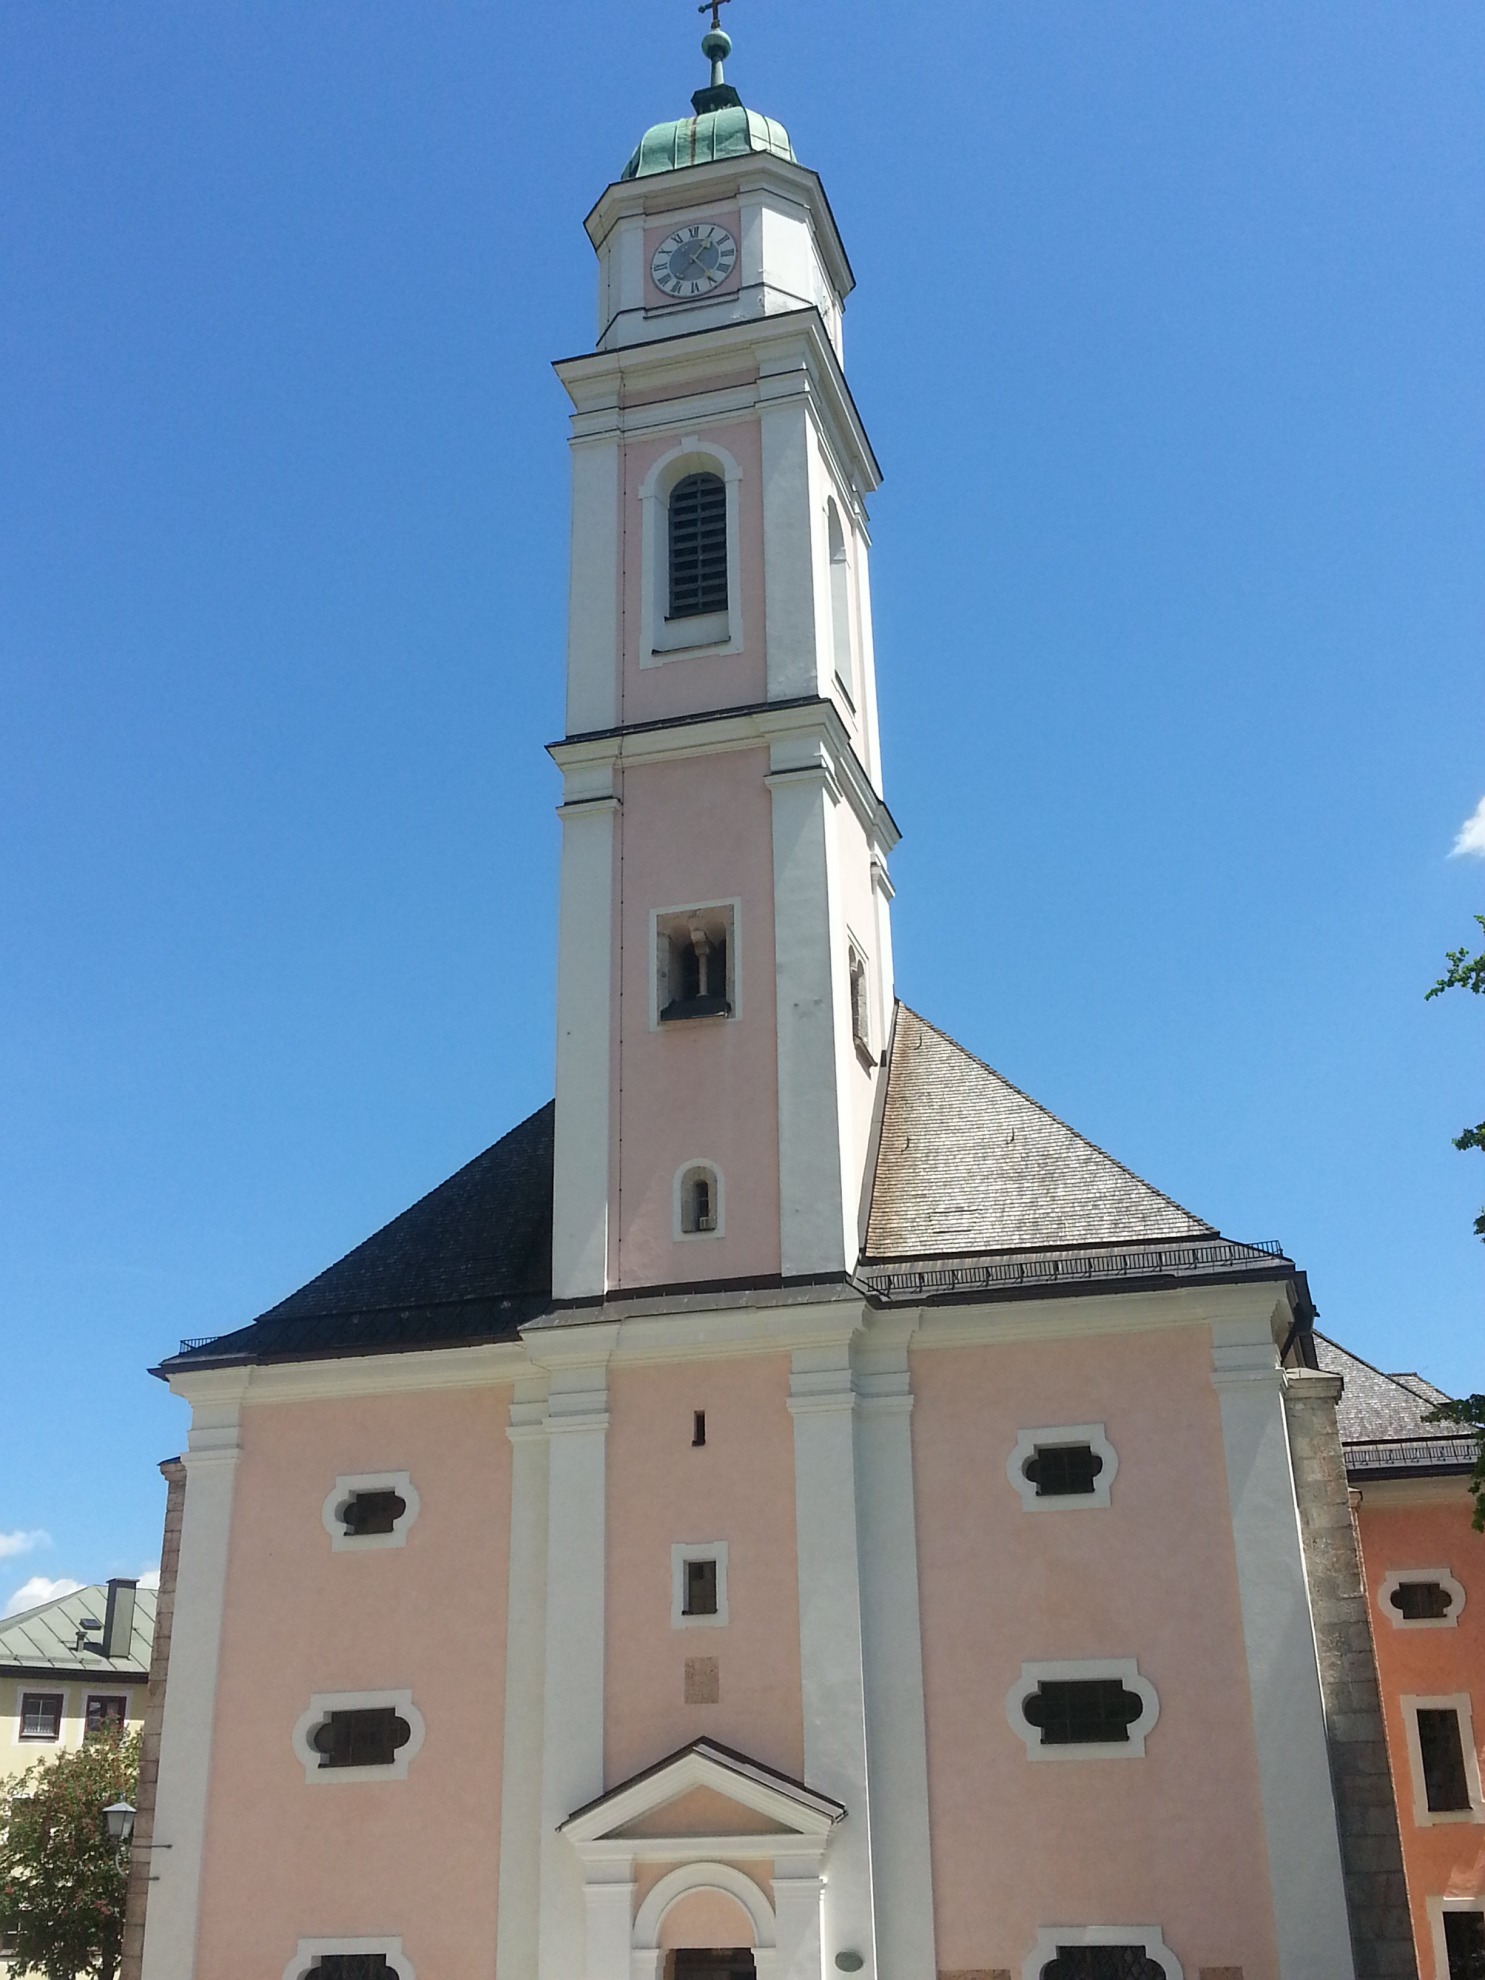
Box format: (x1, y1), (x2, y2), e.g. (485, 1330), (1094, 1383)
(0, 1582), (154, 1678)
(621, 103), (794, 181)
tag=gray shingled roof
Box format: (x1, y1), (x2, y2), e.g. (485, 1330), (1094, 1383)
(164, 1102), (553, 1370)
(865, 1006), (1216, 1260)
(0, 1583), (154, 1679)
(1313, 1333), (1474, 1478)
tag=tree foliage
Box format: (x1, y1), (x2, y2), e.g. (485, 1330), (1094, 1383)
(1426, 912), (1485, 1240)
(0, 1729), (138, 1980)
(1422, 1394), (1485, 1533)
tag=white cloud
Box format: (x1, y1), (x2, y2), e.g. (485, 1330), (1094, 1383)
(138, 1567), (160, 1591)
(4, 1575), (82, 1619)
(1450, 796), (1485, 859)
(0, 1529), (50, 1559)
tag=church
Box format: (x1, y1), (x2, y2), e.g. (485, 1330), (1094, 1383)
(135, 29), (1415, 1980)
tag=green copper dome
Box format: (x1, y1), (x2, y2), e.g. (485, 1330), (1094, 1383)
(620, 24), (794, 181)
(621, 104), (794, 181)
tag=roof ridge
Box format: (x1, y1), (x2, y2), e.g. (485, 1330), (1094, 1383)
(893, 1002), (1215, 1233)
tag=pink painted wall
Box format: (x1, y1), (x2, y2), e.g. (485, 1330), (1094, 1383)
(193, 1386), (513, 1980)
(620, 420), (767, 728)
(1356, 1490), (1485, 1980)
(911, 1326), (1281, 1978)
(610, 747), (782, 1289)
(604, 1356), (803, 1787)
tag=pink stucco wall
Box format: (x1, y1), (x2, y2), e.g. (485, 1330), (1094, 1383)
(1356, 1490), (1485, 1980)
(194, 1386), (513, 1980)
(911, 1326), (1281, 1977)
(610, 746), (782, 1289)
(604, 1355), (803, 1787)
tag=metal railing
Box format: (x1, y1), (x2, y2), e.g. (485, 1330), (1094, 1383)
(859, 1237), (1287, 1302)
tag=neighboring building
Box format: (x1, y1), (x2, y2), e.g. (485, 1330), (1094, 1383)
(1317, 1337), (1485, 1980)
(0, 1579), (152, 1786)
(140, 30), (1414, 1980)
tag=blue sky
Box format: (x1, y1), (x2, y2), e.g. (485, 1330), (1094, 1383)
(1, 1), (1480, 1610)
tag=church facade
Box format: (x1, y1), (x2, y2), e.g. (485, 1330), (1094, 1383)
(138, 38), (1414, 1980)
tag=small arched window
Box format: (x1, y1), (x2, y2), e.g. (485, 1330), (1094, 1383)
(669, 472), (729, 620)
(827, 500), (853, 697)
(677, 1162), (722, 1238)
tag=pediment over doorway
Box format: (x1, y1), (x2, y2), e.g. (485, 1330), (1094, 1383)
(561, 1739), (844, 1857)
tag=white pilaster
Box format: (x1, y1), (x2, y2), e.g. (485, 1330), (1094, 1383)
(854, 1322), (936, 1980)
(496, 1376), (552, 1980)
(536, 1333), (616, 1980)
(789, 1343), (876, 1980)
(1211, 1317), (1356, 1980)
(768, 751), (850, 1279)
(140, 1370), (248, 1980)
(566, 437), (620, 736)
(583, 1871), (635, 1980)
(552, 787), (617, 1300)
(759, 392), (820, 701)
(773, 1866), (825, 1980)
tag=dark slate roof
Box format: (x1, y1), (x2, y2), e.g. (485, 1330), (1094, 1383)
(163, 1103), (554, 1370)
(1313, 1332), (1474, 1479)
(859, 1006), (1294, 1305)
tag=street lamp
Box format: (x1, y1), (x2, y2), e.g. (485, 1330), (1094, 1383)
(102, 1800), (135, 1864)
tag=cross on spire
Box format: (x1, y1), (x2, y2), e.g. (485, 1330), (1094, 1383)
(698, 0), (731, 28)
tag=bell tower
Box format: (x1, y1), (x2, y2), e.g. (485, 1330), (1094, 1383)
(550, 27), (897, 1301)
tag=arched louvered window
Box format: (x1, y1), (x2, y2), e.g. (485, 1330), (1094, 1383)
(668, 471), (729, 619)
(827, 499), (853, 694)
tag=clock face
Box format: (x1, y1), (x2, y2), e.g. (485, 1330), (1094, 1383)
(650, 222), (737, 299)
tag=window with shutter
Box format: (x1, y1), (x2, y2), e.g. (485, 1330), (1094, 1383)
(668, 473), (729, 619)
(1023, 1679), (1146, 1746)
(1024, 1444), (1104, 1497)
(311, 1960), (394, 1980)
(1041, 1949), (1166, 1980)
(311, 1706), (411, 1770)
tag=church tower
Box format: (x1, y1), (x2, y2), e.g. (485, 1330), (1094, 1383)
(549, 20), (896, 1300)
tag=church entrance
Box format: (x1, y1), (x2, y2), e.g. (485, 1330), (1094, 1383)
(667, 1953), (757, 1980)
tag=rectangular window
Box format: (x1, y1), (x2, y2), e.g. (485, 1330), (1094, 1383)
(19, 1692), (63, 1741)
(655, 905), (735, 1024)
(848, 941), (871, 1059)
(85, 1695), (128, 1738)
(1418, 1708), (1473, 1812)
(1445, 1911), (1485, 1980)
(684, 1558), (718, 1617)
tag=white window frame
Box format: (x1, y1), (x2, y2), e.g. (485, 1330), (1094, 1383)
(15, 1686), (67, 1745)
(1400, 1693), (1485, 1826)
(291, 1689), (426, 1785)
(321, 1471), (420, 1553)
(1378, 1566), (1466, 1630)
(1007, 1424), (1119, 1512)
(1427, 1895), (1485, 1980)
(1022, 1925), (1183, 1980)
(673, 1161), (725, 1242)
(1006, 1658), (1160, 1761)
(283, 1938), (415, 1980)
(638, 436), (744, 665)
(671, 1540), (729, 1630)
(651, 899), (741, 1029)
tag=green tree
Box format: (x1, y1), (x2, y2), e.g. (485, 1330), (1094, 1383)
(0, 1728), (138, 1980)
(1426, 911), (1485, 1242)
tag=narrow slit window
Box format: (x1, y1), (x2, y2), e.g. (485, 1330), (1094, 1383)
(1023, 1678), (1145, 1746)
(692, 1410), (707, 1447)
(1444, 1911), (1485, 1980)
(1391, 1580), (1454, 1621)
(1417, 1707), (1473, 1811)
(1040, 1951), (1167, 1980)
(684, 1557), (719, 1617)
(849, 941), (870, 1057)
(668, 472), (728, 619)
(341, 1489), (407, 1538)
(310, 1706), (411, 1771)
(1024, 1443), (1104, 1498)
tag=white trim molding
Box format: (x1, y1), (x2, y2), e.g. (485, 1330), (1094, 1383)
(671, 1539), (729, 1629)
(633, 1860), (777, 1971)
(291, 1689), (426, 1785)
(1400, 1692), (1485, 1826)
(1006, 1424), (1118, 1512)
(1021, 1925), (1183, 1980)
(283, 1937), (415, 1980)
(1378, 1566), (1466, 1630)
(1006, 1658), (1160, 1761)
(1427, 1894), (1485, 1980)
(320, 1471), (420, 1552)
(638, 434), (745, 665)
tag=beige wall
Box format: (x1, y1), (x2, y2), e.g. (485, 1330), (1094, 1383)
(1, 1676), (144, 1785)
